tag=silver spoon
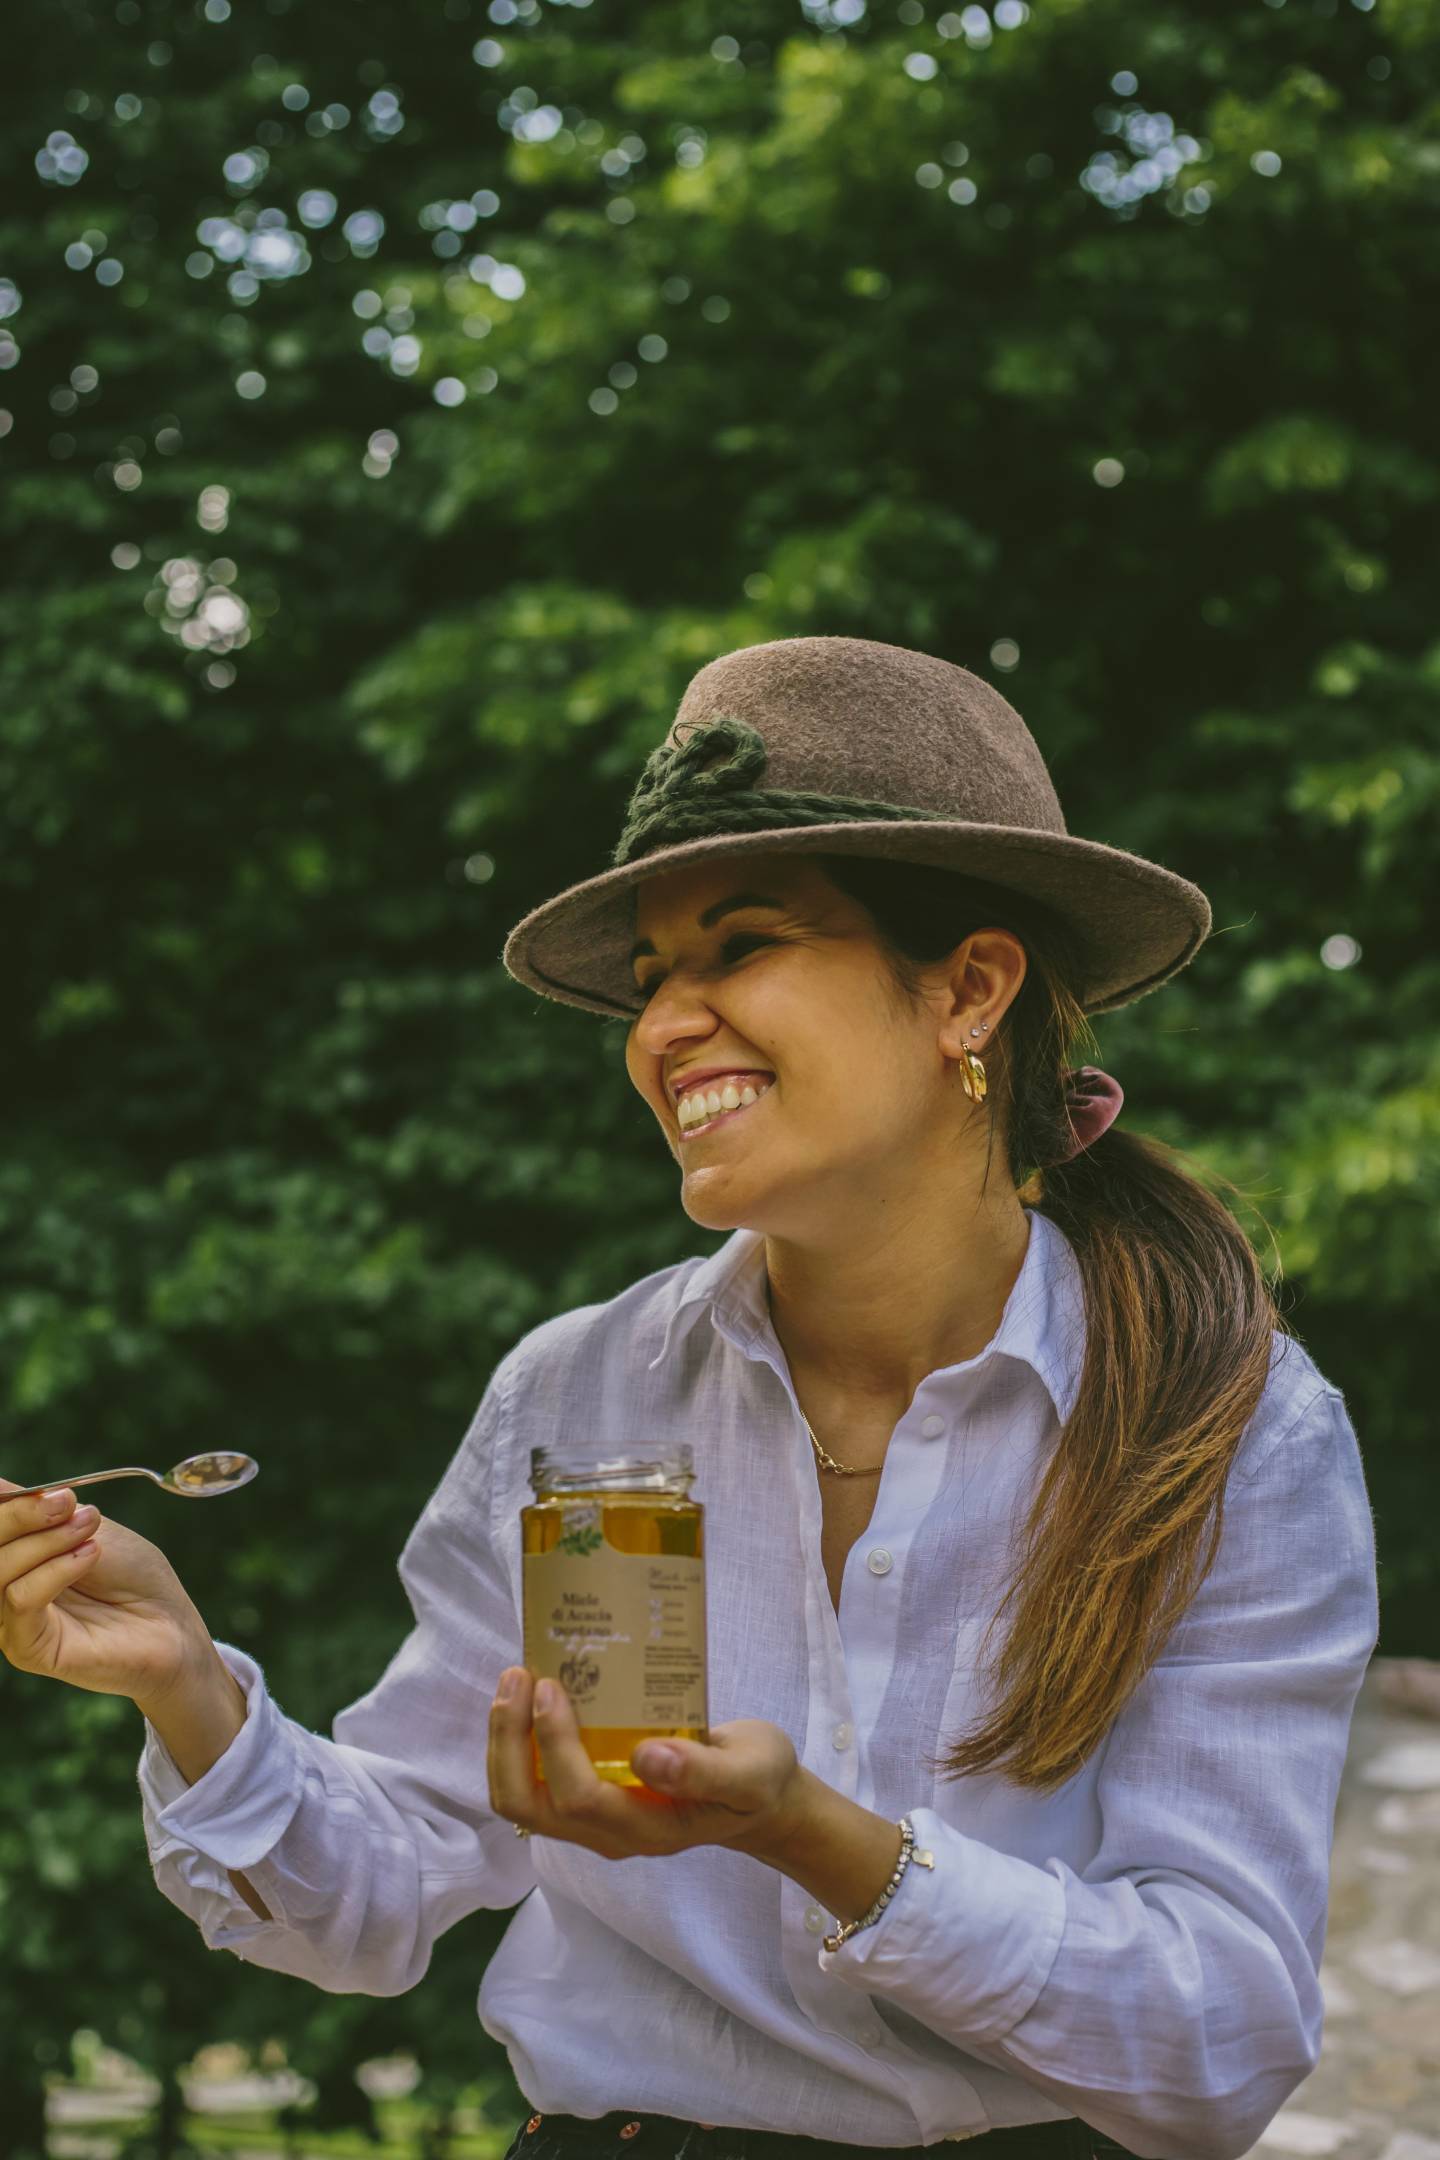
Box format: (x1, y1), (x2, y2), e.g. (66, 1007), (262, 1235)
(6, 1451), (260, 1501)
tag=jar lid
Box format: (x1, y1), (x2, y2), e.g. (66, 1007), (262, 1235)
(529, 1443), (695, 1493)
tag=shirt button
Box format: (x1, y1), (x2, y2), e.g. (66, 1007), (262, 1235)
(832, 1721), (853, 1750)
(921, 1414), (945, 1437)
(804, 1904), (827, 1935)
(866, 1547), (893, 1576)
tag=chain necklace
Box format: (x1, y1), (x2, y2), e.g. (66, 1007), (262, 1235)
(800, 1409), (883, 1478)
(778, 1041), (992, 1482)
(767, 1285), (884, 1477)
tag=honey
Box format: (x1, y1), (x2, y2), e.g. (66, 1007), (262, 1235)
(521, 1446), (708, 1786)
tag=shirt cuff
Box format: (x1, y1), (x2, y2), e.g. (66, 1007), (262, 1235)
(138, 1641), (307, 1874)
(816, 1804), (1067, 2044)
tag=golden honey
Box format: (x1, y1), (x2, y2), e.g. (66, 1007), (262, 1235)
(521, 1447), (708, 1786)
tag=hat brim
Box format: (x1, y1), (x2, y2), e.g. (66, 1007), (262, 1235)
(500, 820), (1211, 1022)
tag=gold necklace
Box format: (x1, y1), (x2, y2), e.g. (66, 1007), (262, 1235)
(801, 1409), (883, 1478)
(769, 1282), (882, 1476)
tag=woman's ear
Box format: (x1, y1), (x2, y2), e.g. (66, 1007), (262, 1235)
(933, 928), (1027, 1064)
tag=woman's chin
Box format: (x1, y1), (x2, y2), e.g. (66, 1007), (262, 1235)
(677, 1167), (771, 1233)
(680, 1182), (749, 1227)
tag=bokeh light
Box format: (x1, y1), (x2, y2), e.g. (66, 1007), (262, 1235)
(343, 209), (386, 256)
(36, 130), (88, 184)
(1082, 105), (1204, 217)
(147, 556), (252, 655)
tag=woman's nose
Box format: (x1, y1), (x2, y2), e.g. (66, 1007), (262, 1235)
(633, 974), (715, 1037)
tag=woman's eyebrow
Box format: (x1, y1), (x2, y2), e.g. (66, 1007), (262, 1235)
(628, 892), (787, 967)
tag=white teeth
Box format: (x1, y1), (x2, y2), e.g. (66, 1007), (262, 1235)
(677, 1076), (771, 1129)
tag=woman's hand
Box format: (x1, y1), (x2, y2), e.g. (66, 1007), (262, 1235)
(0, 1478), (214, 1711)
(488, 1666), (811, 1863)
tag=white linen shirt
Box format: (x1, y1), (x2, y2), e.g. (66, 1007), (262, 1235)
(137, 1206), (1380, 2160)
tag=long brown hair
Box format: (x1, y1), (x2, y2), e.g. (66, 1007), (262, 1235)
(818, 852), (1285, 1794)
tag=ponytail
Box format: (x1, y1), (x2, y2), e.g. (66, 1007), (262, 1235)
(819, 853), (1284, 1793)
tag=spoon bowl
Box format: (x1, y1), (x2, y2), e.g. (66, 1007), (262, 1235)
(5, 1452), (260, 1503)
(159, 1452), (260, 1497)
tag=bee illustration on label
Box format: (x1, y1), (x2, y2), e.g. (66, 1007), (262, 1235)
(559, 1653), (602, 1702)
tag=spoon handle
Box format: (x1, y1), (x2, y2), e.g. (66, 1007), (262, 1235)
(6, 1467), (165, 1500)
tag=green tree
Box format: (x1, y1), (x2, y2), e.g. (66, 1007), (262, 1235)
(3, 0), (1436, 2151)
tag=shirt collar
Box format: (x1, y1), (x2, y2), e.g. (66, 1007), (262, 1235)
(646, 1205), (1086, 1426)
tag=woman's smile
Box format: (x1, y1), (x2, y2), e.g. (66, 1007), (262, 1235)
(677, 1081), (775, 1143)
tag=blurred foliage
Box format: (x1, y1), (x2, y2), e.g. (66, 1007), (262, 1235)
(2, 0), (1437, 2152)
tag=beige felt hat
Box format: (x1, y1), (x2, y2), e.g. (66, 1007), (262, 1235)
(500, 634), (1211, 1021)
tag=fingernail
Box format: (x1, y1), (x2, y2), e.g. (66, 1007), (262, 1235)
(72, 1506), (99, 1530)
(535, 1679), (558, 1713)
(43, 1490), (73, 1518)
(497, 1669), (516, 1703)
(640, 1747), (680, 1784)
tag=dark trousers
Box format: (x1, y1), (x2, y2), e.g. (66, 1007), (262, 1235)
(502, 2105), (1141, 2160)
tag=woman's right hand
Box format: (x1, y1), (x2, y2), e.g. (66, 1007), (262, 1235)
(0, 1479), (213, 1713)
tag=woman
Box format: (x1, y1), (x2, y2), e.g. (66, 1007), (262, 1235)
(0, 636), (1379, 2160)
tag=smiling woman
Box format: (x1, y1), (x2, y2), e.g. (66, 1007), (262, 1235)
(36, 636), (1376, 2160)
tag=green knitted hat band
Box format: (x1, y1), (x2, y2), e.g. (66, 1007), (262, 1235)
(611, 716), (945, 870)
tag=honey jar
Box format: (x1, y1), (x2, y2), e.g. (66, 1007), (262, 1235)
(521, 1444), (708, 1785)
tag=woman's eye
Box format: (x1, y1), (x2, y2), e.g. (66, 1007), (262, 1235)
(635, 933), (772, 1003)
(720, 932), (770, 963)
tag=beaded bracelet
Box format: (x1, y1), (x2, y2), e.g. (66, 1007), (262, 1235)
(822, 1815), (935, 1954)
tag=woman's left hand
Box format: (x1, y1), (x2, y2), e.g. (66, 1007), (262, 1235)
(488, 1666), (808, 1862)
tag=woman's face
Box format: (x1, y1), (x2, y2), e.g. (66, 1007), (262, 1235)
(623, 851), (1018, 1238)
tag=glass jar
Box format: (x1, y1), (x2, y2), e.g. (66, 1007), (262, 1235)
(521, 1445), (708, 1786)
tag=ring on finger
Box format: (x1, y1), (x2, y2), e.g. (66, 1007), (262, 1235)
(514, 1823), (532, 1839)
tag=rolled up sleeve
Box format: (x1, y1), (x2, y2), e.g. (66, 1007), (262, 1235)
(140, 1640), (307, 1948)
(819, 1383), (1380, 2160)
(136, 1370), (537, 1996)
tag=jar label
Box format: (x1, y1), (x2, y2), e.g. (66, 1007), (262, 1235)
(522, 1505), (707, 1730)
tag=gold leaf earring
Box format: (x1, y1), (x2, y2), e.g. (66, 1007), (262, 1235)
(956, 1044), (988, 1104)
